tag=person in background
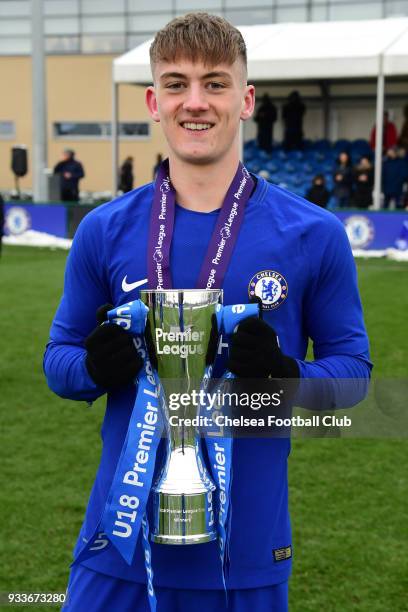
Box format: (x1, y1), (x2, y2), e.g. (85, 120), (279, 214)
(282, 90), (306, 151)
(153, 153), (163, 179)
(351, 156), (374, 209)
(369, 111), (398, 154)
(382, 147), (408, 209)
(305, 174), (330, 208)
(254, 93), (277, 153)
(397, 147), (408, 209)
(53, 149), (85, 202)
(398, 104), (408, 151)
(0, 192), (4, 258)
(118, 156), (134, 193)
(333, 151), (353, 207)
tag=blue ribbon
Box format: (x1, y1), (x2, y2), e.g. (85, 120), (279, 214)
(202, 303), (260, 590)
(73, 300), (163, 612)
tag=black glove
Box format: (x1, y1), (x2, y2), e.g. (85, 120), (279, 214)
(227, 316), (299, 379)
(85, 303), (143, 389)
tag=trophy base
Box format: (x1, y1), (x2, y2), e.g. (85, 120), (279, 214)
(152, 532), (217, 545)
(152, 491), (217, 546)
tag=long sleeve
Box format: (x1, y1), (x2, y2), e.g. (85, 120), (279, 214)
(73, 161), (85, 180)
(294, 216), (372, 409)
(43, 342), (103, 401)
(43, 211), (110, 401)
(53, 161), (64, 174)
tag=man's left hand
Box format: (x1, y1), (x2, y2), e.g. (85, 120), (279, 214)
(227, 316), (299, 379)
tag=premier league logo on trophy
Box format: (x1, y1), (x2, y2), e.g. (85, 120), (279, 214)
(140, 289), (222, 545)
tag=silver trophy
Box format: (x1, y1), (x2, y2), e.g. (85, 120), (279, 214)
(140, 289), (222, 545)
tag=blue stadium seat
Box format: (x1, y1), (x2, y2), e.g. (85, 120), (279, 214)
(313, 139), (331, 151)
(246, 161), (261, 173)
(265, 160), (278, 173)
(283, 162), (297, 173)
(243, 137), (371, 204)
(322, 161), (334, 173)
(286, 150), (304, 161)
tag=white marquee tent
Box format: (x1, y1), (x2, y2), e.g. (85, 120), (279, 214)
(112, 18), (408, 207)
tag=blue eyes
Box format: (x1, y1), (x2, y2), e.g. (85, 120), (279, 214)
(166, 82), (225, 90)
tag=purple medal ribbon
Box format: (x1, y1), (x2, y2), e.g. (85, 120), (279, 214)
(147, 158), (254, 290)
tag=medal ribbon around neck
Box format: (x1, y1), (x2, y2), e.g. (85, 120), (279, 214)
(147, 158), (254, 290)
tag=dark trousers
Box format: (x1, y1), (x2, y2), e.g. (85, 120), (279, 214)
(61, 187), (79, 202)
(383, 194), (403, 209)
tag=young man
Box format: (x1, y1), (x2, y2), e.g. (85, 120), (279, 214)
(44, 13), (371, 612)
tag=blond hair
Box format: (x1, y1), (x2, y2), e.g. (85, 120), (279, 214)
(150, 13), (247, 77)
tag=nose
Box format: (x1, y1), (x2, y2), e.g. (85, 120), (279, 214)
(183, 84), (209, 113)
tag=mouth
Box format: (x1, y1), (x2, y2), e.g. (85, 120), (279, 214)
(180, 121), (214, 133)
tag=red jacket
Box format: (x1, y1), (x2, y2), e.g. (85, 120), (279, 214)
(370, 122), (398, 151)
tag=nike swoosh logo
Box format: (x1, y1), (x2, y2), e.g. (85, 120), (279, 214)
(122, 276), (148, 292)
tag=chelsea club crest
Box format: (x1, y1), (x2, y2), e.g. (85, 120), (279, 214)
(248, 270), (288, 310)
(343, 215), (375, 249)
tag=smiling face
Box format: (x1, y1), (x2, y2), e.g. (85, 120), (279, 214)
(146, 58), (255, 167)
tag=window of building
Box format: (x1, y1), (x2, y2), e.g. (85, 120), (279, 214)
(225, 8), (274, 26)
(45, 17), (80, 36)
(276, 0), (308, 5)
(46, 36), (81, 53)
(81, 34), (126, 53)
(175, 9), (223, 17)
(311, 5), (329, 21)
(128, 0), (174, 11)
(0, 121), (15, 139)
(44, 0), (79, 16)
(53, 122), (150, 139)
(175, 0), (222, 9)
(226, 0), (273, 6)
(0, 37), (30, 54)
(115, 123), (150, 137)
(276, 6), (309, 22)
(128, 13), (173, 32)
(81, 15), (126, 34)
(386, 0), (408, 17)
(0, 1), (30, 17)
(0, 18), (30, 35)
(82, 0), (125, 15)
(328, 1), (383, 20)
(127, 33), (154, 49)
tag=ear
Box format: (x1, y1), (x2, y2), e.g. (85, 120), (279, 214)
(240, 84), (255, 122)
(145, 86), (160, 123)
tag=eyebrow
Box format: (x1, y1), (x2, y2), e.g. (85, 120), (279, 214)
(159, 71), (233, 82)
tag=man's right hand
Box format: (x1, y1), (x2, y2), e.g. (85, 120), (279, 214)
(84, 304), (143, 389)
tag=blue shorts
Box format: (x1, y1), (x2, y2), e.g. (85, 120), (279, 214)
(63, 565), (288, 612)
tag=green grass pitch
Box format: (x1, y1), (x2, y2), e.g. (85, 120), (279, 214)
(0, 246), (407, 611)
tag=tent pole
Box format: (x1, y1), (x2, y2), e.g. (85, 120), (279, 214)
(239, 121), (244, 162)
(32, 0), (48, 202)
(112, 79), (119, 197)
(320, 80), (330, 140)
(373, 56), (384, 210)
